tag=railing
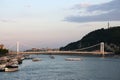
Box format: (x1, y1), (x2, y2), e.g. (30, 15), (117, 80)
(9, 51), (112, 55)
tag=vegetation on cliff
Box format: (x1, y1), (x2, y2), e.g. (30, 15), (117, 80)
(60, 26), (120, 54)
(0, 49), (8, 56)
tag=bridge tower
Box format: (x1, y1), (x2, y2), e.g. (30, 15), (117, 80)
(16, 41), (19, 54)
(100, 42), (104, 56)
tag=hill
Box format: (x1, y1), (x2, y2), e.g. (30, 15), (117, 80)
(60, 26), (120, 54)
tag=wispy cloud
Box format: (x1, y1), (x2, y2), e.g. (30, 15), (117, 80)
(65, 0), (120, 22)
(0, 18), (15, 23)
(71, 3), (92, 9)
(24, 4), (32, 9)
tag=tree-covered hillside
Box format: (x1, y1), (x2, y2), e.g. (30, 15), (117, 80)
(0, 49), (8, 56)
(60, 26), (120, 54)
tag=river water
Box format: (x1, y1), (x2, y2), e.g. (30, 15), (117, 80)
(0, 55), (120, 80)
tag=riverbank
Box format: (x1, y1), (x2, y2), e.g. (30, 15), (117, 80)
(0, 54), (25, 72)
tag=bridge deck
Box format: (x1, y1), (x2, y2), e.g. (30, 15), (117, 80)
(15, 51), (113, 55)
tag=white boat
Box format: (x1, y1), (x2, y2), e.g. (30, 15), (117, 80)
(65, 58), (81, 61)
(5, 64), (19, 72)
(0, 64), (6, 68)
(5, 67), (18, 72)
(0, 64), (6, 72)
(32, 58), (42, 62)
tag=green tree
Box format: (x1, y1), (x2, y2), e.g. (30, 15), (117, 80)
(0, 49), (8, 56)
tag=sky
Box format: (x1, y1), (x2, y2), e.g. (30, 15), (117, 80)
(0, 0), (120, 51)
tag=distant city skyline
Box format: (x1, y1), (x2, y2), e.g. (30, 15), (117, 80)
(0, 0), (120, 51)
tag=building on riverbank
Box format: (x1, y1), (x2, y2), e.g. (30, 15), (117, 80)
(25, 48), (59, 52)
(0, 44), (5, 49)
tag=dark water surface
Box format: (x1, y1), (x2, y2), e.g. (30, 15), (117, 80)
(0, 55), (120, 80)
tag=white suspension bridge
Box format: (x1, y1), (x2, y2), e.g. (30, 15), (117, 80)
(8, 42), (113, 56)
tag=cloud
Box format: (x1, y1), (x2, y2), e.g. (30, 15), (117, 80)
(0, 19), (9, 23)
(24, 4), (32, 8)
(65, 0), (120, 22)
(71, 3), (92, 9)
(0, 18), (15, 23)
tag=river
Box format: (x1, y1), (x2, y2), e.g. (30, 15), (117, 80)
(0, 55), (120, 80)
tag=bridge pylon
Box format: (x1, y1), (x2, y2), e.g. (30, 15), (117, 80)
(16, 41), (19, 54)
(100, 42), (104, 56)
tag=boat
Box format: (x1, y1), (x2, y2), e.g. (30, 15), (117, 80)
(65, 58), (81, 61)
(0, 64), (19, 72)
(6, 64), (18, 68)
(5, 67), (18, 72)
(0, 68), (5, 72)
(32, 58), (41, 62)
(0, 64), (6, 72)
(49, 55), (55, 59)
(5, 64), (19, 72)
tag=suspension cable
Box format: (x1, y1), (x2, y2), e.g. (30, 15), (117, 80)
(75, 43), (100, 51)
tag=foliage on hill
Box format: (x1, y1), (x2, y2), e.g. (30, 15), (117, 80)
(0, 49), (8, 56)
(60, 26), (120, 54)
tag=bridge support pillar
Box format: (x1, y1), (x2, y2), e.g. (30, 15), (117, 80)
(17, 41), (19, 54)
(100, 42), (104, 56)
